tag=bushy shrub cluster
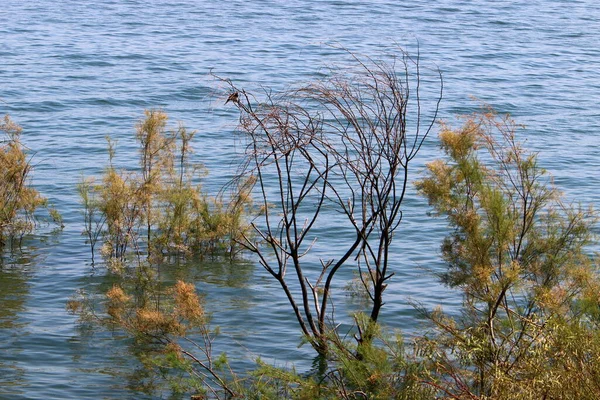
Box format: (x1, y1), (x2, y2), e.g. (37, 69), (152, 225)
(78, 110), (253, 269)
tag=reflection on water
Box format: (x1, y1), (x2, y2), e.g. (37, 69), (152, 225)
(0, 267), (30, 329)
(0, 253), (37, 397)
(164, 253), (255, 289)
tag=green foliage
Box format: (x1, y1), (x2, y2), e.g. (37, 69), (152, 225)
(344, 270), (375, 301)
(0, 115), (58, 250)
(79, 110), (252, 268)
(415, 110), (600, 398)
(98, 279), (229, 397)
(322, 314), (434, 400)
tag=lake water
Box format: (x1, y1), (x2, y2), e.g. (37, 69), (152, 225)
(2, 0), (600, 398)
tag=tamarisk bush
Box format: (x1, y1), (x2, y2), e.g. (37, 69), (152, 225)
(79, 110), (252, 268)
(416, 110), (600, 399)
(0, 115), (60, 250)
(72, 110), (255, 396)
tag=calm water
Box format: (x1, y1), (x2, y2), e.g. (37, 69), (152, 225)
(2, 0), (600, 398)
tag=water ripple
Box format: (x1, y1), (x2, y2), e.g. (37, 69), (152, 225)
(2, 0), (600, 397)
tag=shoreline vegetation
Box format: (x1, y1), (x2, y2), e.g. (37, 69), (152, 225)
(3, 51), (600, 399)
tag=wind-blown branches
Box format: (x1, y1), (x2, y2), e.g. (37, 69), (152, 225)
(218, 48), (442, 353)
(301, 50), (443, 327)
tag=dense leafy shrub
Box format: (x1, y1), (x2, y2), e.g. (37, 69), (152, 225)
(416, 110), (600, 399)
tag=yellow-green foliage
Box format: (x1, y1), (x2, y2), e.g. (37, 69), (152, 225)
(79, 110), (252, 267)
(106, 280), (207, 337)
(0, 115), (48, 248)
(415, 110), (600, 398)
(321, 314), (434, 400)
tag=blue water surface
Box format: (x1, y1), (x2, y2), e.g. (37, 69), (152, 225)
(1, 0), (600, 398)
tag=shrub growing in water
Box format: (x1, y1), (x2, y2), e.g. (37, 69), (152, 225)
(415, 109), (600, 399)
(72, 110), (255, 396)
(79, 110), (252, 268)
(0, 115), (59, 250)
(222, 48), (442, 355)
